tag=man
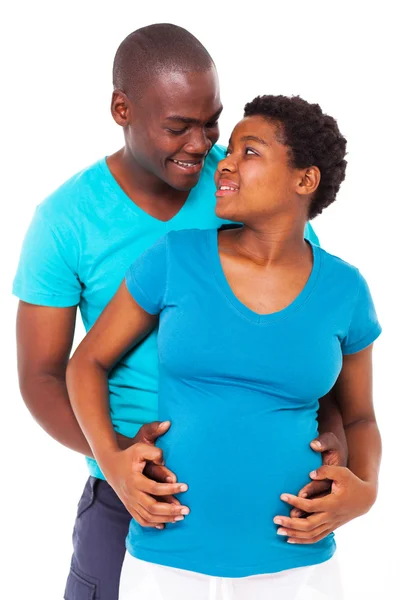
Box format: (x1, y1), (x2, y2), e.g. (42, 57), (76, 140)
(13, 24), (345, 600)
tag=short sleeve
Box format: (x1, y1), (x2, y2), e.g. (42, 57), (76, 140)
(341, 271), (382, 355)
(12, 208), (81, 307)
(305, 222), (320, 246)
(125, 235), (168, 315)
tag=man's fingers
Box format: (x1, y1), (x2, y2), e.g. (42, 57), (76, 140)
(131, 443), (165, 470)
(144, 463), (177, 484)
(311, 432), (340, 453)
(135, 421), (171, 445)
(298, 480), (331, 499)
(310, 432), (347, 467)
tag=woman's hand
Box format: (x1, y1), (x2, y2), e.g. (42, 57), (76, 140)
(99, 421), (190, 529)
(273, 465), (377, 544)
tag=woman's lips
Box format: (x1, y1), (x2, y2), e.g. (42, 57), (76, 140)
(215, 178), (239, 197)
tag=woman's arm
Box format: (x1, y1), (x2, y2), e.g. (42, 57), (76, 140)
(67, 282), (156, 457)
(334, 344), (381, 489)
(66, 281), (189, 527)
(274, 344), (381, 543)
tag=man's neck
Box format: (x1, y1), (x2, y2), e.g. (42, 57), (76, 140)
(106, 149), (190, 222)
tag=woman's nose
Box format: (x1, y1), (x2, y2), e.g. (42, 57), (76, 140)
(217, 155), (236, 174)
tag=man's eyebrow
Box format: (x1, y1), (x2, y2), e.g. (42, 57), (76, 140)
(165, 107), (223, 125)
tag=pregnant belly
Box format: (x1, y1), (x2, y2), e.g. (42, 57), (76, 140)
(157, 411), (322, 548)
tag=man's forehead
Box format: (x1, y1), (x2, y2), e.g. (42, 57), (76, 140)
(142, 69), (221, 113)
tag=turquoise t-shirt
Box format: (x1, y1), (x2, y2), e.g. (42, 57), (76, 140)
(13, 145), (318, 478)
(124, 228), (381, 577)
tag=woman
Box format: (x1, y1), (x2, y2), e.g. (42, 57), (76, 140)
(67, 95), (381, 599)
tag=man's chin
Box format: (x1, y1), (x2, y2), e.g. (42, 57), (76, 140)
(168, 174), (202, 192)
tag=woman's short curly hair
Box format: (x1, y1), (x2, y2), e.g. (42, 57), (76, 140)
(243, 95), (347, 219)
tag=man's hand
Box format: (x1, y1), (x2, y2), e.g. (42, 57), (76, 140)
(274, 465), (377, 544)
(100, 421), (190, 529)
(299, 431), (347, 498)
(117, 421), (178, 486)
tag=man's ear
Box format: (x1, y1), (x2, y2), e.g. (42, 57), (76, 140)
(111, 89), (130, 127)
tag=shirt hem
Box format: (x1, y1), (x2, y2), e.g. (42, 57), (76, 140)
(12, 284), (80, 307)
(126, 542), (336, 577)
(85, 457), (106, 480)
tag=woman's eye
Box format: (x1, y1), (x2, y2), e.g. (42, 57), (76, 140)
(245, 147), (257, 155)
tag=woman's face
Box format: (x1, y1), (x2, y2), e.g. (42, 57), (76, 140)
(215, 115), (309, 225)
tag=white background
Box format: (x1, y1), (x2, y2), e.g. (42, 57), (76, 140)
(1, 1), (398, 598)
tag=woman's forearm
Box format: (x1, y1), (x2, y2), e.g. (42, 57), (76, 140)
(345, 419), (382, 488)
(66, 355), (120, 463)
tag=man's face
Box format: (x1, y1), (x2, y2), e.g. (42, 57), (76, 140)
(123, 68), (223, 191)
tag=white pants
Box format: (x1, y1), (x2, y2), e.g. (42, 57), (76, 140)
(119, 553), (343, 600)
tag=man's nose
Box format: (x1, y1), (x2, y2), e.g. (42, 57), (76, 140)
(185, 128), (212, 155)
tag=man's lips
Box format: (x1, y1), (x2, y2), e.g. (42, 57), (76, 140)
(215, 178), (240, 197)
(169, 158), (204, 174)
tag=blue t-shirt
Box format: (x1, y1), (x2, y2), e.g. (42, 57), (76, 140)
(13, 146), (318, 479)
(125, 228), (381, 577)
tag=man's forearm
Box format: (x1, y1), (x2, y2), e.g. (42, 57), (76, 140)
(20, 373), (94, 456)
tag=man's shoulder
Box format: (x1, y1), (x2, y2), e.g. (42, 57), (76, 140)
(37, 158), (106, 222)
(318, 246), (361, 289)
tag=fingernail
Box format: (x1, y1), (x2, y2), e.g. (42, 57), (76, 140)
(159, 421), (169, 428)
(310, 471), (317, 478)
(287, 539), (297, 544)
(312, 440), (322, 448)
(166, 477), (173, 483)
(155, 525), (164, 529)
(174, 516), (184, 522)
(181, 507), (189, 515)
(179, 484), (188, 492)
(300, 492), (308, 498)
(281, 494), (289, 502)
(273, 518), (282, 525)
(277, 529), (288, 536)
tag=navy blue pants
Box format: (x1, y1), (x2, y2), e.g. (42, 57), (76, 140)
(64, 477), (131, 600)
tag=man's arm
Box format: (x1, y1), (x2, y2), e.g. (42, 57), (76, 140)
(16, 301), (94, 456)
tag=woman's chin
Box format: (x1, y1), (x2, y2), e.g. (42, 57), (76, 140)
(215, 202), (236, 221)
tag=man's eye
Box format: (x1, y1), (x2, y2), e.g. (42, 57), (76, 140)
(206, 121), (219, 128)
(245, 147), (257, 155)
(167, 128), (188, 135)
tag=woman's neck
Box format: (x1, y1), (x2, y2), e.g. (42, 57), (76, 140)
(223, 217), (311, 267)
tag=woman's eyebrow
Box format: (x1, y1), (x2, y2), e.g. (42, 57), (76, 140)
(227, 135), (269, 147)
(240, 135), (269, 146)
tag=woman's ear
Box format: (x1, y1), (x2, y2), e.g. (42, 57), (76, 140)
(296, 166), (321, 196)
